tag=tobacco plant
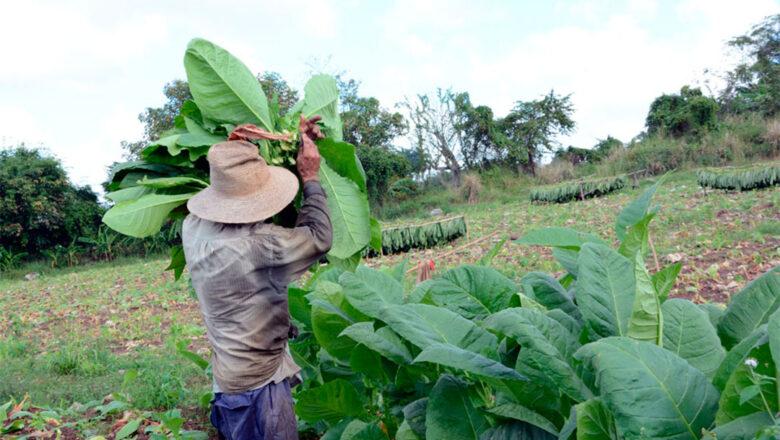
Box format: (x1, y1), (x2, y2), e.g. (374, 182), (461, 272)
(102, 38), (377, 275)
(284, 176), (780, 440)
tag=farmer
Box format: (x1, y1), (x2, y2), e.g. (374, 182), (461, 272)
(182, 115), (332, 439)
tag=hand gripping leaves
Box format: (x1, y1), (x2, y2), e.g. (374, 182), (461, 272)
(102, 38), (377, 276)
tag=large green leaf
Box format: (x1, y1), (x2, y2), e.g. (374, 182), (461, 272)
(105, 186), (153, 204)
(520, 272), (581, 322)
(311, 280), (365, 361)
(413, 265), (519, 319)
(339, 266), (404, 319)
(319, 160), (371, 259)
(614, 174), (666, 241)
(183, 38), (273, 130)
(403, 398), (428, 438)
(425, 374), (489, 440)
(484, 308), (590, 401)
(616, 213), (654, 260)
(716, 343), (778, 425)
(713, 324), (769, 391)
(299, 74), (342, 140)
(518, 228), (605, 250)
(662, 299), (725, 379)
(288, 285), (312, 329)
(414, 343), (526, 380)
(575, 337), (719, 440)
(317, 138), (365, 192)
(486, 403), (559, 436)
(652, 262), (682, 303)
(480, 421), (557, 440)
(770, 310), (780, 398)
(577, 243), (636, 339)
(552, 248), (580, 277)
(102, 193), (194, 238)
(137, 176), (208, 189)
(379, 304), (498, 354)
(699, 303), (726, 330)
(339, 322), (412, 364)
(294, 379), (365, 424)
(575, 398), (618, 440)
(718, 266), (780, 349)
(708, 411), (775, 439)
(396, 421), (422, 440)
(627, 253), (662, 345)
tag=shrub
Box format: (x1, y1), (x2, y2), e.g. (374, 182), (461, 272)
(537, 158), (575, 184)
(459, 172), (482, 203)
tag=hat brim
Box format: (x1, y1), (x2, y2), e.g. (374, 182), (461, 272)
(187, 166), (300, 224)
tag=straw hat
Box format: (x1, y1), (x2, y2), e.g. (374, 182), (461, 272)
(187, 140), (299, 224)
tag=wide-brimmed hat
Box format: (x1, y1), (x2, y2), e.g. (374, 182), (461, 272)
(187, 140), (299, 224)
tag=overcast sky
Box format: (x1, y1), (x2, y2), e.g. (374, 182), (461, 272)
(1, 0), (778, 194)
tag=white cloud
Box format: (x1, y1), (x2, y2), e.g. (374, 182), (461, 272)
(401, 35), (434, 58)
(469, 2), (779, 149)
(0, 2), (168, 80)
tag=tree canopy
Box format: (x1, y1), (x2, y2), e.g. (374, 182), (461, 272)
(721, 13), (780, 116)
(646, 86), (719, 137)
(0, 147), (103, 255)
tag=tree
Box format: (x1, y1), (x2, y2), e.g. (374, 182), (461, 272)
(341, 96), (407, 148)
(555, 136), (622, 165)
(404, 89), (463, 185)
(356, 145), (410, 204)
(646, 86), (719, 137)
(257, 71), (299, 116)
(0, 146), (103, 255)
(452, 92), (503, 169)
(499, 90), (576, 176)
(721, 14), (780, 116)
(122, 80), (193, 158)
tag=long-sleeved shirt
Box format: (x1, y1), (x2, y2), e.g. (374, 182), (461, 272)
(182, 180), (332, 394)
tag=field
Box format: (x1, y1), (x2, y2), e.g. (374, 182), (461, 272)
(1, 170), (778, 438)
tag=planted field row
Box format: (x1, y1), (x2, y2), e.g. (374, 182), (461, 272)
(697, 163), (779, 191)
(530, 176), (627, 203)
(365, 215), (467, 256)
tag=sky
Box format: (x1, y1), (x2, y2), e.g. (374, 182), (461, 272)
(1, 0), (778, 195)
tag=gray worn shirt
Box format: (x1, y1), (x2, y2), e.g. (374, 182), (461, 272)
(182, 181), (332, 394)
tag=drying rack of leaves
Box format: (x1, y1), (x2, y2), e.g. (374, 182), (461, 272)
(530, 176), (627, 203)
(177, 175), (780, 439)
(697, 163), (780, 191)
(363, 215), (467, 257)
(102, 38), (378, 275)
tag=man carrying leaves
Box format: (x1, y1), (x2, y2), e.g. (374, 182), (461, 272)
(182, 115), (332, 439)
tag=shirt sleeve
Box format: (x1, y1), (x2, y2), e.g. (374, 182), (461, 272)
(271, 180), (333, 284)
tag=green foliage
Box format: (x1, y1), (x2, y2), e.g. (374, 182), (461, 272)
(0, 147), (104, 257)
(697, 164), (780, 191)
(646, 86), (719, 137)
(366, 215), (467, 256)
(283, 178), (779, 439)
(356, 144), (411, 205)
(103, 38), (374, 272)
(722, 14), (780, 116)
(530, 177), (626, 203)
(555, 136), (621, 165)
(500, 90), (575, 175)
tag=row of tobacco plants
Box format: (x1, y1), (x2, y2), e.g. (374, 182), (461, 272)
(258, 176), (778, 440)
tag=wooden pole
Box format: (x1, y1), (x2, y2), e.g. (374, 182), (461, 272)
(407, 231), (502, 274)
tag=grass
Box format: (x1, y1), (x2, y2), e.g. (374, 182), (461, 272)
(1, 166), (778, 437)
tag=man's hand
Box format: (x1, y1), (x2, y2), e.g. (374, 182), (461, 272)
(297, 115), (325, 182)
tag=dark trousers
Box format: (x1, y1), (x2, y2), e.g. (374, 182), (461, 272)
(210, 379), (298, 440)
